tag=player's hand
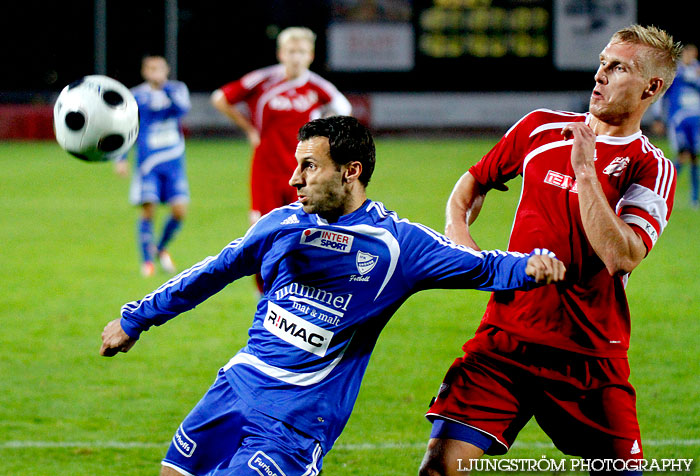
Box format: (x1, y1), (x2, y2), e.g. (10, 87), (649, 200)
(246, 129), (261, 149)
(526, 248), (566, 284)
(100, 318), (136, 357)
(114, 160), (129, 178)
(562, 122), (597, 176)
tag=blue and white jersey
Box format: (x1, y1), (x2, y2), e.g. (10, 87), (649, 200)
(128, 80), (190, 175)
(120, 200), (538, 453)
(656, 60), (700, 127)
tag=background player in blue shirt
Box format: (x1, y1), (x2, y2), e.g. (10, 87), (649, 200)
(652, 43), (700, 207)
(115, 55), (192, 276)
(100, 116), (565, 476)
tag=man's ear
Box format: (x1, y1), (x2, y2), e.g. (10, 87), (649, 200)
(643, 78), (663, 100)
(343, 161), (363, 184)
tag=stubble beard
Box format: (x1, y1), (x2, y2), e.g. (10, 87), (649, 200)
(304, 183), (347, 220)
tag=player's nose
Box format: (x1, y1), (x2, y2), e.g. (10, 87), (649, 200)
(289, 167), (302, 188)
(594, 66), (606, 84)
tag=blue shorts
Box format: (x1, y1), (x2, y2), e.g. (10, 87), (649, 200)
(130, 160), (189, 206)
(162, 370), (323, 476)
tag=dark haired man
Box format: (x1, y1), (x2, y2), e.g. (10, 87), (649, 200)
(100, 116), (565, 476)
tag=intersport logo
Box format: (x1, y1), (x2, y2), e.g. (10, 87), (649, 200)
(300, 228), (354, 253)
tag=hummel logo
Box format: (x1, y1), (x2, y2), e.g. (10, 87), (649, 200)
(281, 215), (300, 225)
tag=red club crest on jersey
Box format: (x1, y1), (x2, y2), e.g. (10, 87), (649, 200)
(603, 156), (631, 176)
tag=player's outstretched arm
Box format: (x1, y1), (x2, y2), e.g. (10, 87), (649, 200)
(525, 249), (567, 284)
(100, 318), (136, 357)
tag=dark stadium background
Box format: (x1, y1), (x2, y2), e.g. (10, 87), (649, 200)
(1, 0), (697, 99)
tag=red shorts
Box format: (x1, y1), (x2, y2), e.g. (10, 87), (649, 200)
(250, 171), (298, 221)
(427, 326), (643, 459)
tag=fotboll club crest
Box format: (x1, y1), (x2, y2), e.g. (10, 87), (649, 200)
(355, 251), (378, 276)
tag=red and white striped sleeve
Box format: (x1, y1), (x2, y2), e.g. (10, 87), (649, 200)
(616, 137), (676, 253)
(220, 65), (280, 105)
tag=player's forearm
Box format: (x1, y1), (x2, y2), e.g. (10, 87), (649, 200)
(120, 251), (238, 339)
(445, 172), (484, 250)
(224, 108), (256, 136)
(473, 250), (533, 291)
(211, 91), (256, 135)
(163, 84), (191, 116)
(450, 249), (562, 292)
(575, 170), (646, 275)
(565, 122), (646, 275)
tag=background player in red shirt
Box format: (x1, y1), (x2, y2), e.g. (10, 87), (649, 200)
(211, 26), (352, 225)
(419, 25), (681, 476)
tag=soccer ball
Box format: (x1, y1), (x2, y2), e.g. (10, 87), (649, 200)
(53, 75), (139, 162)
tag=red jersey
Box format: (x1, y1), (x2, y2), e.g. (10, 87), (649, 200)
(469, 109), (676, 357)
(220, 65), (352, 180)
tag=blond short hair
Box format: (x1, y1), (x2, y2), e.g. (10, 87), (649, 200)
(610, 24), (683, 97)
(277, 27), (316, 50)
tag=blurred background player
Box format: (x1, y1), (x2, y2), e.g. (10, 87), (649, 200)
(116, 55), (191, 277)
(211, 27), (353, 289)
(652, 43), (700, 208)
(211, 27), (352, 226)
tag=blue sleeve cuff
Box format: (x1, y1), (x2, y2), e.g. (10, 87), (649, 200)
(519, 258), (536, 287)
(120, 316), (143, 340)
(522, 248), (560, 288)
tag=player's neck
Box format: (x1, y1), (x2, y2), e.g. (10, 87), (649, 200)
(588, 114), (641, 137)
(344, 192), (367, 216)
(318, 192), (367, 223)
(284, 67), (308, 80)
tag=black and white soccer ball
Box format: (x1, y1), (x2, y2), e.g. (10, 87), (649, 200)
(53, 75), (139, 162)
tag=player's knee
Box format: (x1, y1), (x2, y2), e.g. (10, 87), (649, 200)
(160, 464), (187, 476)
(420, 437), (485, 476)
(171, 203), (187, 220)
(419, 457), (457, 476)
(141, 203), (156, 219)
(418, 441), (451, 476)
(418, 457), (447, 476)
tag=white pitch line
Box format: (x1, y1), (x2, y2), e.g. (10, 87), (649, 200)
(1, 441), (167, 449)
(334, 440), (700, 451)
(1, 439), (699, 450)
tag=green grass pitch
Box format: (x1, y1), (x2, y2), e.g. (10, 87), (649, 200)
(1, 137), (698, 475)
